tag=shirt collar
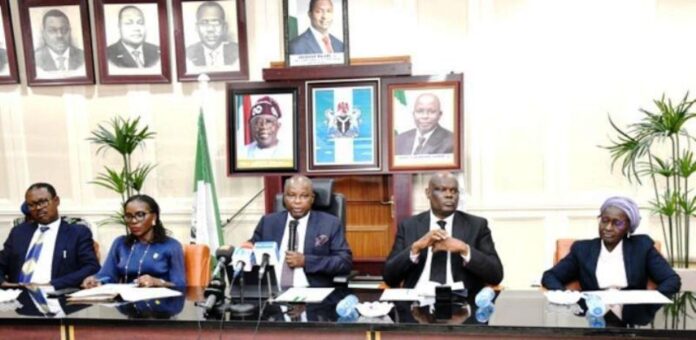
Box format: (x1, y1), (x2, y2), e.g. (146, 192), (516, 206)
(287, 211), (311, 224)
(416, 127), (437, 141)
(121, 42), (143, 55)
(429, 210), (454, 228)
(47, 47), (70, 60)
(600, 239), (624, 256)
(40, 217), (61, 230)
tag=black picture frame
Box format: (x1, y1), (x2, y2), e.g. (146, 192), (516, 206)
(227, 81), (301, 174)
(0, 0), (19, 84)
(173, 0), (248, 82)
(94, 0), (171, 84)
(19, 0), (95, 86)
(283, 0), (349, 68)
(306, 79), (380, 173)
(383, 74), (463, 172)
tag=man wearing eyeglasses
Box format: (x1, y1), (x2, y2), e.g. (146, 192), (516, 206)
(186, 1), (238, 68)
(395, 93), (454, 156)
(34, 9), (85, 72)
(0, 183), (100, 289)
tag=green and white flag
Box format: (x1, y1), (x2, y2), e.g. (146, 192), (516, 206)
(191, 111), (223, 250)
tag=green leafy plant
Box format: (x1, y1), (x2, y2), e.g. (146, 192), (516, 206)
(604, 93), (696, 268)
(88, 116), (156, 225)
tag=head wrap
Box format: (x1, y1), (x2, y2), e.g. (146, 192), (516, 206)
(249, 96), (281, 120)
(600, 196), (641, 233)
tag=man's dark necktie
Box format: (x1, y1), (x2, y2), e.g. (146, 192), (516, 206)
(281, 219), (299, 289)
(429, 220), (447, 284)
(413, 136), (427, 154)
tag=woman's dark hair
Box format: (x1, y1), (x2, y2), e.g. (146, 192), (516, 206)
(123, 194), (168, 246)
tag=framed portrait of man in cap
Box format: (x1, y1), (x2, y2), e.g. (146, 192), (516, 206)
(227, 82), (301, 173)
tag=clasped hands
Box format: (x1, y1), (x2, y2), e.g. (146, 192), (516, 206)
(411, 229), (469, 257)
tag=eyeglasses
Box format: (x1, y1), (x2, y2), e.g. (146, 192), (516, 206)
(124, 211), (151, 223)
(598, 216), (627, 229)
(26, 198), (52, 210)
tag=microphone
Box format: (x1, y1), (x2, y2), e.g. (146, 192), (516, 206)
(211, 245), (234, 279)
(231, 247), (253, 280)
(252, 241), (278, 280)
(197, 275), (225, 311)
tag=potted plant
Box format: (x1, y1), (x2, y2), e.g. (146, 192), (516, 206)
(604, 93), (696, 268)
(88, 116), (156, 225)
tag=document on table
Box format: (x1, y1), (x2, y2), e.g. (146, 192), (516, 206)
(274, 288), (334, 303)
(380, 289), (420, 301)
(0, 289), (22, 303)
(68, 284), (181, 302)
(583, 290), (672, 304)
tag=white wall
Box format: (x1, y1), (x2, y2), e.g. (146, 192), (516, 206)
(2, 0), (696, 289)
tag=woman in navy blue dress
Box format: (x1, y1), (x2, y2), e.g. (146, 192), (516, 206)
(82, 195), (186, 288)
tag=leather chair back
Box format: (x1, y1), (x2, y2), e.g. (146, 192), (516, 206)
(554, 238), (660, 290)
(184, 244), (211, 287)
(273, 178), (347, 229)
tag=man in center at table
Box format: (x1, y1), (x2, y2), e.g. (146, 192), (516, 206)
(383, 172), (504, 297)
(244, 175), (351, 288)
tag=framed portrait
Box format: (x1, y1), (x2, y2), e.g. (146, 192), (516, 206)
(19, 0), (95, 86)
(173, 0), (248, 82)
(94, 0), (171, 84)
(283, 0), (349, 67)
(0, 0), (19, 84)
(306, 79), (380, 173)
(227, 82), (301, 174)
(383, 74), (463, 172)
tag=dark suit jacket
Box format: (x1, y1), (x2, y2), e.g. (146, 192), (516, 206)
(34, 46), (84, 71)
(249, 210), (352, 287)
(0, 220), (100, 289)
(186, 42), (238, 66)
(541, 235), (681, 297)
(288, 28), (344, 54)
(383, 211), (504, 297)
(395, 125), (454, 155)
(107, 41), (160, 68)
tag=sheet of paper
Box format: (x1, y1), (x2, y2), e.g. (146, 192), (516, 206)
(0, 289), (22, 303)
(583, 290), (672, 305)
(380, 288), (420, 301)
(118, 287), (181, 302)
(68, 284), (181, 302)
(274, 287), (334, 303)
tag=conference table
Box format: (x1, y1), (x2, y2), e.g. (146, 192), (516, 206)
(0, 286), (694, 339)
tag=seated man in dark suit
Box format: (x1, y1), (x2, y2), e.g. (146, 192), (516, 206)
(245, 175), (352, 288)
(395, 93), (454, 156)
(186, 1), (238, 67)
(34, 9), (85, 72)
(107, 5), (160, 68)
(0, 183), (100, 289)
(288, 0), (344, 55)
(383, 172), (503, 298)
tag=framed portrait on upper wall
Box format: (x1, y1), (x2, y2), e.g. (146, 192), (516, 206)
(283, 0), (349, 67)
(173, 0), (248, 82)
(0, 0), (19, 84)
(18, 0), (95, 86)
(94, 0), (171, 84)
(306, 79), (380, 173)
(227, 82), (301, 174)
(383, 74), (463, 172)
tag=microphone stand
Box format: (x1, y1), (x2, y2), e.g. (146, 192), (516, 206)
(227, 267), (255, 316)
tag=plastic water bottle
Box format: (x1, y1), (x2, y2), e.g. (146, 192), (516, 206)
(584, 294), (606, 318)
(475, 304), (495, 323)
(587, 314), (606, 328)
(336, 294), (359, 321)
(475, 286), (496, 308)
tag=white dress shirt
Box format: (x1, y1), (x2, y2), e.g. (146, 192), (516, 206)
(411, 212), (470, 290)
(202, 44), (224, 67)
(275, 212), (310, 288)
(26, 218), (61, 285)
(120, 42), (145, 67)
(596, 239), (627, 318)
(410, 128), (436, 154)
(309, 26), (333, 54)
(47, 48), (70, 71)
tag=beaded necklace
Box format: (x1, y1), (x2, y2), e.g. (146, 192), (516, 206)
(123, 242), (151, 283)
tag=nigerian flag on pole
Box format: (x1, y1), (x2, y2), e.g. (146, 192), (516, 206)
(191, 111), (223, 250)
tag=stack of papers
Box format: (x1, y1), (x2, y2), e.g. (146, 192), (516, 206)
(582, 290), (672, 305)
(67, 284), (181, 303)
(274, 287), (334, 303)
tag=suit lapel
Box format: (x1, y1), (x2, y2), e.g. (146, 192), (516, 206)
(17, 223), (38, 264)
(273, 212), (289, 245)
(416, 213), (430, 263)
(51, 220), (68, 278)
(622, 238), (633, 287)
(588, 239), (601, 289)
(303, 212), (318, 254)
(450, 212), (467, 280)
